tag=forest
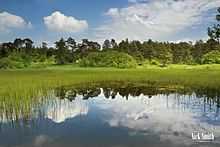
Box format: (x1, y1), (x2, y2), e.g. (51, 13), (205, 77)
(0, 8), (220, 69)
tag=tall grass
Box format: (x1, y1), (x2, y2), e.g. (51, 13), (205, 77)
(0, 65), (220, 122)
(1, 65), (220, 96)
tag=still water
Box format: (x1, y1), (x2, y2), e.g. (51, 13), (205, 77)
(0, 83), (220, 147)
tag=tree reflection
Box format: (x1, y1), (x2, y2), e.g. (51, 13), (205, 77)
(55, 82), (220, 107)
(1, 81), (220, 125)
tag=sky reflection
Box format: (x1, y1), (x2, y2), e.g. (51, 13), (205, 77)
(0, 87), (220, 147)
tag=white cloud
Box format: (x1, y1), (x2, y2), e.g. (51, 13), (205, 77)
(45, 96), (88, 123)
(95, 0), (220, 41)
(44, 11), (88, 33)
(0, 11), (31, 32)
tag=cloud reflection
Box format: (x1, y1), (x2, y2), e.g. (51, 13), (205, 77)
(93, 92), (220, 145)
(44, 97), (88, 123)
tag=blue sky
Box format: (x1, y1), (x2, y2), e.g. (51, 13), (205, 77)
(0, 0), (220, 45)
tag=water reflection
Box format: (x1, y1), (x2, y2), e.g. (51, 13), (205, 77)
(44, 97), (88, 123)
(0, 82), (220, 147)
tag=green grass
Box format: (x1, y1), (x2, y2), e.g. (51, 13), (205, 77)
(1, 64), (220, 95)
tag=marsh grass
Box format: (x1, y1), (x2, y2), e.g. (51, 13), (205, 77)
(1, 65), (220, 122)
(1, 65), (220, 95)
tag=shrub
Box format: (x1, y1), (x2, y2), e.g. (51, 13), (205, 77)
(150, 59), (160, 66)
(0, 53), (32, 69)
(79, 51), (137, 68)
(8, 53), (32, 67)
(132, 52), (144, 65)
(45, 56), (56, 64)
(0, 58), (15, 69)
(202, 50), (220, 64)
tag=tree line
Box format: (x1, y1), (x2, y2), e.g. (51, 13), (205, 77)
(0, 8), (220, 69)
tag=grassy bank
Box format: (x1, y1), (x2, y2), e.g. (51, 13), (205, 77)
(1, 64), (220, 95)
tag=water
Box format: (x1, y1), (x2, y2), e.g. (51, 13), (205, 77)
(0, 83), (220, 147)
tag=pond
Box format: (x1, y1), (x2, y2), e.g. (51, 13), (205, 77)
(0, 82), (220, 147)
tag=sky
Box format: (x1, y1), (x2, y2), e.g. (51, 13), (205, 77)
(0, 0), (220, 45)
